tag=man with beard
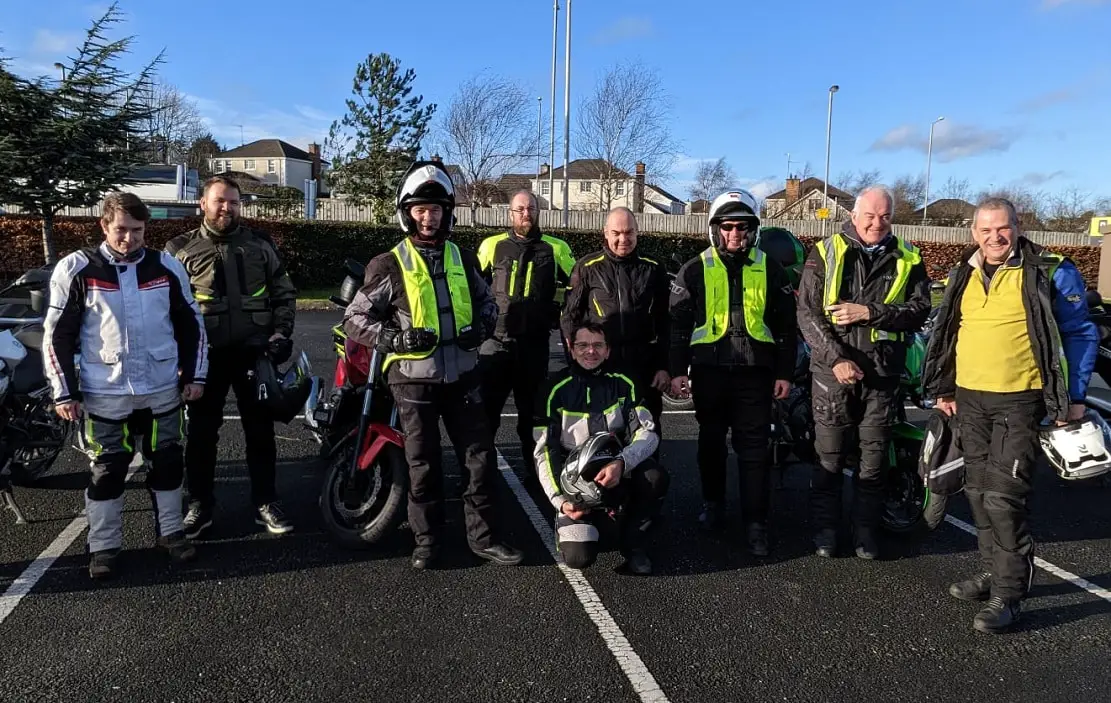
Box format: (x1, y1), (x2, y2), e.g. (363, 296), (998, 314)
(343, 161), (523, 570)
(166, 176), (298, 538)
(797, 185), (931, 560)
(560, 207), (671, 434)
(477, 191), (575, 472)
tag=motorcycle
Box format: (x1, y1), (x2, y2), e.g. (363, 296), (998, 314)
(0, 266), (75, 524)
(303, 260), (409, 548)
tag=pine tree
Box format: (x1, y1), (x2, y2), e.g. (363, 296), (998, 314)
(0, 3), (159, 263)
(326, 53), (436, 222)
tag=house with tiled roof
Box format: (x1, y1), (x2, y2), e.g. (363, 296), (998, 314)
(209, 139), (329, 194)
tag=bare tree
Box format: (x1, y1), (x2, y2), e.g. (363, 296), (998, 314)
(440, 73), (542, 211)
(689, 157), (738, 202)
(1045, 186), (1096, 232)
(576, 61), (679, 211)
(975, 185), (1047, 230)
(137, 79), (205, 164)
(939, 176), (972, 203)
(796, 161), (815, 181)
(890, 174), (926, 224)
(834, 168), (882, 196)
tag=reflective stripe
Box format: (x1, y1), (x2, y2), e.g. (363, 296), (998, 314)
(250, 285), (267, 297)
(524, 261), (533, 296)
(592, 296), (604, 317)
(928, 458), (965, 480)
(194, 292), (215, 302)
(384, 240), (474, 370)
(690, 247), (772, 345)
(817, 233), (921, 343)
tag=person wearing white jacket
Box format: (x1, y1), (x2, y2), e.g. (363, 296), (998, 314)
(42, 193), (208, 580)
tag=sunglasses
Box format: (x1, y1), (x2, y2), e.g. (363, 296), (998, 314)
(718, 222), (753, 233)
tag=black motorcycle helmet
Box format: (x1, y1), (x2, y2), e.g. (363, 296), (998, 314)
(756, 227), (807, 289)
(249, 351), (313, 424)
(396, 160), (456, 243)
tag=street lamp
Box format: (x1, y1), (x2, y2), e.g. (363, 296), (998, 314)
(536, 96), (543, 183)
(922, 116), (945, 225)
(53, 62), (66, 82)
(823, 84), (839, 236)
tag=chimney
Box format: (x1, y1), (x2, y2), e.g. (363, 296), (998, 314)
(540, 163), (549, 176)
(785, 177), (801, 206)
(308, 142), (322, 181)
(430, 153), (442, 163)
(633, 161), (646, 213)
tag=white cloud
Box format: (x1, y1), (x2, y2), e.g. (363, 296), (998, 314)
(1019, 170), (1067, 186)
(741, 178), (780, 201)
(869, 121), (1017, 162)
(31, 29), (78, 54)
(591, 16), (654, 46)
(1015, 87), (1078, 112)
(188, 93), (334, 150)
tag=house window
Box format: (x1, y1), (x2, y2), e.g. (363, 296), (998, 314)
(223, 160), (232, 172)
(244, 159), (255, 170)
(267, 160), (277, 174)
(541, 181), (550, 195)
(579, 180), (592, 192)
(615, 182), (625, 196)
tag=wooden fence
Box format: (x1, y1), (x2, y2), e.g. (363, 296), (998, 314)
(4, 201), (1098, 247)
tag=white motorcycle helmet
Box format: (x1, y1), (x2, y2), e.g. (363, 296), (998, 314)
(395, 160), (456, 241)
(560, 432), (624, 509)
(1039, 409), (1111, 480)
(707, 189), (760, 249)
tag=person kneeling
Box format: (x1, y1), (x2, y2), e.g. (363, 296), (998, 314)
(534, 323), (669, 575)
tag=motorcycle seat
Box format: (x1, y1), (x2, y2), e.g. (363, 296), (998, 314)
(10, 327), (44, 395)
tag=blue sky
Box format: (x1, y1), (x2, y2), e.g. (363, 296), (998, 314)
(3, 0), (1110, 203)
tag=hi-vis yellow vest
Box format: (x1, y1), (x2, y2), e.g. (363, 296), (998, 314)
(816, 233), (921, 342)
(385, 239), (474, 369)
(690, 247), (773, 346)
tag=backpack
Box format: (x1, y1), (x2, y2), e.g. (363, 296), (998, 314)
(918, 411), (965, 529)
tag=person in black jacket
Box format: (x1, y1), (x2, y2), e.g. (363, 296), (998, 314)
(534, 322), (669, 575)
(669, 190), (796, 556)
(797, 186), (931, 560)
(477, 191), (575, 472)
(560, 207), (671, 432)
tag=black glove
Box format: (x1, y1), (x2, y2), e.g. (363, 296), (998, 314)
(455, 325), (485, 352)
(267, 336), (293, 364)
(378, 327), (438, 354)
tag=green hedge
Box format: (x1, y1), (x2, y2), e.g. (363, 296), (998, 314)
(0, 215), (1100, 291)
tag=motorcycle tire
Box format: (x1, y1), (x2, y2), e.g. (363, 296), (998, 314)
(879, 437), (927, 535)
(319, 440), (408, 549)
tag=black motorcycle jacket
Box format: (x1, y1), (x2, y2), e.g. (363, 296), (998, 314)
(668, 246), (797, 379)
(477, 228), (574, 342)
(560, 246), (670, 376)
(797, 222), (931, 378)
(166, 223), (297, 350)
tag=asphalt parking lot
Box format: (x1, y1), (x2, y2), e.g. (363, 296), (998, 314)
(2, 310), (1110, 703)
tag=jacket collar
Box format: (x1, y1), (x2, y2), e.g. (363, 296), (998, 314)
(840, 221), (895, 252)
(963, 236), (1035, 270)
(99, 241), (146, 266)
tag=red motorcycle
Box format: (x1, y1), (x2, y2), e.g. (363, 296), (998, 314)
(305, 260), (408, 548)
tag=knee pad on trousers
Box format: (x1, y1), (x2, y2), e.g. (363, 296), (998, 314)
(88, 453), (130, 501)
(556, 520), (599, 569)
(147, 446), (185, 491)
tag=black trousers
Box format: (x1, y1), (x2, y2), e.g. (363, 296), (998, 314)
(956, 387), (1044, 602)
(557, 459), (670, 569)
(690, 365), (773, 524)
(391, 375), (499, 550)
(185, 347), (276, 509)
(479, 337), (550, 471)
(811, 372), (900, 532)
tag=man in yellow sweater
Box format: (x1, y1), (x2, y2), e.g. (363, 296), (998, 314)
(922, 197), (1098, 634)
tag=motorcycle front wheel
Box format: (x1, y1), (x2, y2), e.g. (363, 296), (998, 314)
(879, 436), (927, 535)
(319, 440), (408, 549)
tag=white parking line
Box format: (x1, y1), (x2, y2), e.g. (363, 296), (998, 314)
(942, 514), (1111, 605)
(836, 468), (1111, 605)
(0, 462), (142, 627)
(495, 450), (669, 703)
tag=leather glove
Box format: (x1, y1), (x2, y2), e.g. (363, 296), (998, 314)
(455, 325), (485, 352)
(267, 336), (293, 364)
(378, 327), (438, 354)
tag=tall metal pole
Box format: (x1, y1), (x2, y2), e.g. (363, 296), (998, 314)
(823, 85), (839, 236)
(536, 97), (543, 182)
(561, 0), (572, 227)
(923, 116), (945, 225)
(549, 0), (559, 209)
